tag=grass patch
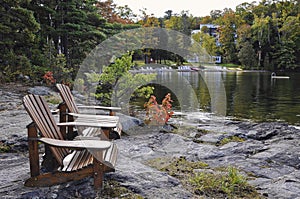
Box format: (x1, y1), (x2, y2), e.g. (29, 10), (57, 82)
(45, 94), (61, 104)
(101, 180), (144, 199)
(146, 156), (263, 198)
(217, 136), (245, 146)
(0, 142), (11, 153)
(132, 60), (145, 67)
(197, 128), (210, 133)
(146, 156), (208, 178)
(161, 156), (209, 177)
(190, 167), (262, 198)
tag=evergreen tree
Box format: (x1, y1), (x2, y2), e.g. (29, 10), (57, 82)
(0, 0), (40, 79)
(29, 0), (107, 76)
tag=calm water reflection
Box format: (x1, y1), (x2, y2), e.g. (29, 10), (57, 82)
(132, 71), (300, 124)
(222, 71), (300, 124)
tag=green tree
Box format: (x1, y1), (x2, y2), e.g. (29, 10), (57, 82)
(216, 11), (242, 63)
(0, 0), (40, 79)
(165, 11), (194, 35)
(251, 15), (271, 68)
(210, 10), (222, 21)
(30, 0), (107, 74)
(250, 0), (299, 70)
(276, 14), (300, 69)
(92, 53), (155, 105)
(164, 10), (173, 20)
(235, 2), (255, 25)
(273, 41), (296, 70)
(115, 5), (137, 23)
(164, 12), (195, 64)
(238, 41), (257, 69)
(192, 32), (217, 56)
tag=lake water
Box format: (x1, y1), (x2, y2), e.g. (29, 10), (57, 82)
(131, 70), (300, 125)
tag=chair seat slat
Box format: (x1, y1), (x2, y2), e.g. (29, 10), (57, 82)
(60, 143), (117, 172)
(23, 94), (118, 189)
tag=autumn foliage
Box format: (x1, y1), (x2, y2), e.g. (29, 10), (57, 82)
(96, 0), (135, 24)
(43, 71), (56, 86)
(144, 93), (174, 125)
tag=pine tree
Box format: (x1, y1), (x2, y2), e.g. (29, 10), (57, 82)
(0, 0), (40, 79)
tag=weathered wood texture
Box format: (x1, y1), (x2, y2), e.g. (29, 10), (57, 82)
(56, 83), (122, 139)
(23, 94), (118, 189)
(56, 83), (121, 116)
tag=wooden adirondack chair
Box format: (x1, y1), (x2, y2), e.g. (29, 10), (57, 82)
(23, 94), (118, 189)
(56, 83), (122, 139)
(56, 83), (121, 116)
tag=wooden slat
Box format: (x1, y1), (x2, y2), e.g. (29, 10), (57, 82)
(74, 117), (118, 124)
(56, 83), (121, 115)
(60, 143), (117, 172)
(76, 151), (93, 171)
(67, 150), (87, 172)
(23, 95), (68, 164)
(81, 127), (96, 137)
(103, 143), (118, 168)
(56, 84), (79, 113)
(81, 127), (102, 137)
(77, 105), (121, 111)
(62, 151), (80, 171)
(68, 113), (119, 121)
(23, 94), (118, 190)
(25, 166), (94, 187)
(27, 95), (62, 140)
(25, 95), (68, 161)
(38, 138), (111, 150)
(74, 150), (92, 171)
(56, 121), (117, 128)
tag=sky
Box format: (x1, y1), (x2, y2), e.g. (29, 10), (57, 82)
(113, 0), (260, 18)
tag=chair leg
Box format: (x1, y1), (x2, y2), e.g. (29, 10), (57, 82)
(27, 123), (40, 177)
(93, 155), (104, 190)
(58, 102), (67, 139)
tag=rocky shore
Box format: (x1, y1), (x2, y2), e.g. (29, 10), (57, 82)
(0, 83), (299, 198)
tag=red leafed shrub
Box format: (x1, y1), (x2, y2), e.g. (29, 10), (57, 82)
(144, 93), (174, 125)
(43, 71), (56, 86)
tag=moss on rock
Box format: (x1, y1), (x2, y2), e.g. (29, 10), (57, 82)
(146, 156), (264, 199)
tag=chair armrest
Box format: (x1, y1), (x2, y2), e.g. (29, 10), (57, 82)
(77, 105), (121, 111)
(37, 137), (111, 150)
(57, 121), (117, 128)
(67, 113), (119, 121)
(74, 136), (101, 140)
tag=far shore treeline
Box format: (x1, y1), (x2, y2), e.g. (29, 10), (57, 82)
(0, 0), (299, 84)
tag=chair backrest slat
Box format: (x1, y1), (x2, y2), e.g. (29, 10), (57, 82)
(56, 84), (79, 114)
(23, 95), (69, 165)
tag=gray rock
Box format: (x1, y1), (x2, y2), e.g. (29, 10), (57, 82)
(110, 154), (192, 198)
(118, 114), (144, 134)
(196, 133), (225, 144)
(1, 84), (300, 198)
(28, 86), (52, 96)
